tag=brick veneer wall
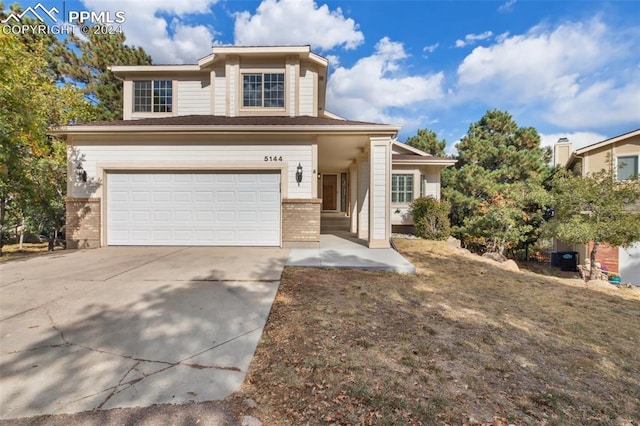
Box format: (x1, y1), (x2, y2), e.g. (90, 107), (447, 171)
(588, 242), (619, 273)
(66, 198), (101, 249)
(282, 198), (321, 243)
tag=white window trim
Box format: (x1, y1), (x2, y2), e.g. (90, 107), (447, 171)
(392, 174), (414, 205)
(131, 79), (176, 116)
(616, 155), (639, 181)
(238, 68), (288, 116)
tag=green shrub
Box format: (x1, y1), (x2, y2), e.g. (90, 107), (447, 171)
(410, 197), (451, 240)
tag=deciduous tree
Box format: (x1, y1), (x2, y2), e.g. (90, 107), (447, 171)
(0, 33), (52, 254)
(546, 166), (640, 280)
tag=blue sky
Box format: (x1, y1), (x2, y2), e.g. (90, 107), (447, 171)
(8, 0), (640, 152)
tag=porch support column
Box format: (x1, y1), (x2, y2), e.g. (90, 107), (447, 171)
(357, 153), (369, 240)
(368, 136), (391, 248)
(349, 162), (358, 233)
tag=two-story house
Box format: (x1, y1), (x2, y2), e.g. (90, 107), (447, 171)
(554, 128), (640, 284)
(52, 46), (454, 250)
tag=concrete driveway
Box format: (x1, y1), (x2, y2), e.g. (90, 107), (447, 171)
(0, 246), (288, 420)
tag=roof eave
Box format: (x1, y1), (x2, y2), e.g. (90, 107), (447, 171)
(50, 124), (401, 136)
(574, 128), (640, 155)
(392, 159), (457, 166)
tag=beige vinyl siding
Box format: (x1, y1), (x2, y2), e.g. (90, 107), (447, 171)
(583, 136), (640, 174)
(390, 165), (443, 225)
(288, 61), (296, 117)
(421, 171), (440, 199)
(213, 67), (226, 116)
(69, 141), (313, 199)
(372, 144), (387, 240)
(177, 80), (210, 115)
(228, 61), (237, 117)
(357, 159), (369, 237)
(299, 67), (315, 116)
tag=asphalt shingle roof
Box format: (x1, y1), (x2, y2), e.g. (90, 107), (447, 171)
(77, 115), (389, 127)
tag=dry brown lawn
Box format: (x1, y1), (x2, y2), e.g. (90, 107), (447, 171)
(0, 243), (62, 262)
(231, 240), (640, 425)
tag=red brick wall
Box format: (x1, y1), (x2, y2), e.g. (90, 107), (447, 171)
(66, 198), (101, 249)
(282, 198), (321, 243)
(588, 242), (619, 273)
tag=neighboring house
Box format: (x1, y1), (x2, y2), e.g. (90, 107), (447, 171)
(51, 45), (453, 250)
(553, 128), (640, 284)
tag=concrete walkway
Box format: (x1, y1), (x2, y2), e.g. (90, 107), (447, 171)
(0, 247), (288, 420)
(286, 232), (416, 274)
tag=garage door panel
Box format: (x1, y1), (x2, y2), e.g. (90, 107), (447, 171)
(108, 172), (280, 246)
(216, 192), (235, 202)
(174, 192), (192, 202)
(260, 191), (279, 202)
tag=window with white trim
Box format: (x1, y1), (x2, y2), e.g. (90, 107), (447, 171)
(617, 155), (639, 181)
(242, 73), (285, 108)
(392, 174), (414, 204)
(133, 80), (172, 113)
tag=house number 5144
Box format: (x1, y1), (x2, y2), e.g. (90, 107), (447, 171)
(264, 156), (283, 162)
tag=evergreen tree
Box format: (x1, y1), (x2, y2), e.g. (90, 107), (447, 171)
(442, 110), (552, 255)
(405, 129), (447, 157)
(0, 2), (67, 81)
(61, 26), (152, 120)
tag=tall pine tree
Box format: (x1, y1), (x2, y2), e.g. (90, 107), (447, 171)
(443, 110), (552, 255)
(406, 129), (447, 157)
(61, 26), (152, 121)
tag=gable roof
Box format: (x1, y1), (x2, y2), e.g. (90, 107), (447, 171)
(391, 141), (456, 166)
(574, 128), (640, 155)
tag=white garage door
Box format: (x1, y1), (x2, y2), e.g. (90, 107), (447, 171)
(107, 172), (280, 246)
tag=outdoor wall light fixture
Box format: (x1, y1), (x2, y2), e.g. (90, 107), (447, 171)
(296, 163), (303, 186)
(75, 163), (87, 182)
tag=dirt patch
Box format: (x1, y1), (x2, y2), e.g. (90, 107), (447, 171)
(231, 240), (640, 424)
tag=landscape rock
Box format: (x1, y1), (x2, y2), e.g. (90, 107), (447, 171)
(500, 259), (520, 272)
(241, 415), (263, 426)
(482, 252), (507, 263)
(446, 236), (461, 248)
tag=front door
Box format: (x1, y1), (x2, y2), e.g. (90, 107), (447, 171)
(322, 174), (337, 210)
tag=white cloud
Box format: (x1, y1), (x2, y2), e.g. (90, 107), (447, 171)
(234, 0), (364, 51)
(495, 31), (510, 43)
(455, 19), (640, 129)
(80, 0), (218, 64)
(454, 31), (493, 48)
(545, 80), (640, 128)
(540, 131), (606, 151)
(326, 37), (444, 124)
(498, 0), (517, 13)
(423, 43), (439, 54)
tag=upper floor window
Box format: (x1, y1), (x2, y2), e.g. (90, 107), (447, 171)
(242, 73), (285, 108)
(133, 80), (172, 113)
(392, 174), (413, 204)
(617, 155), (639, 181)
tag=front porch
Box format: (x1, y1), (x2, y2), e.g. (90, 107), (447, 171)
(315, 135), (393, 248)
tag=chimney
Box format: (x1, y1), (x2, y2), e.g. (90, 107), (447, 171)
(554, 137), (572, 167)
